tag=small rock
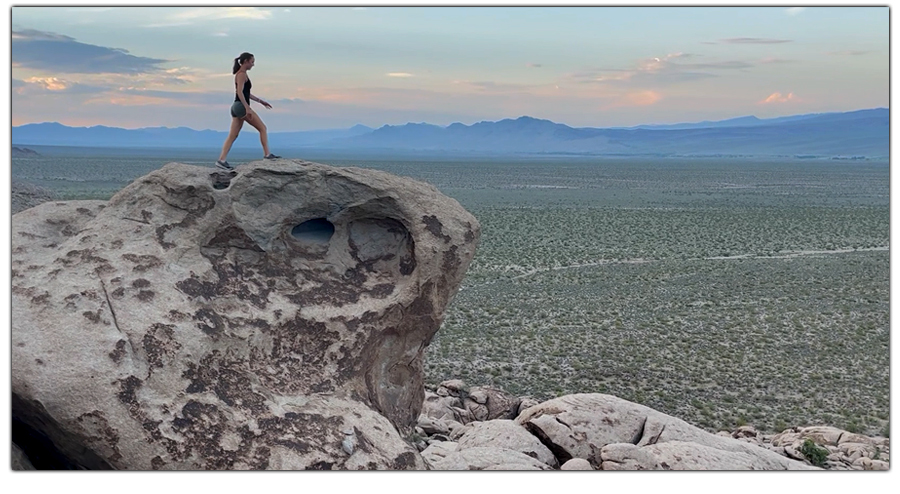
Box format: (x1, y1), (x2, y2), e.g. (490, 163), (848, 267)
(852, 457), (890, 471)
(517, 397), (541, 416)
(341, 429), (357, 455)
(464, 386), (521, 421)
(468, 389), (488, 404)
(439, 380), (467, 397)
(783, 443), (804, 461)
(560, 458), (593, 470)
(417, 415), (450, 436)
(732, 426), (759, 440)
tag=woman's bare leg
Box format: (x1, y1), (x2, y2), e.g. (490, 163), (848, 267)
(243, 112), (271, 157)
(218, 117), (245, 161)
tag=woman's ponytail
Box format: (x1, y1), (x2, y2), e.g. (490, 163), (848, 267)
(233, 52), (254, 74)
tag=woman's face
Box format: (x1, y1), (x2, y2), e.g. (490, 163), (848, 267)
(245, 57), (256, 70)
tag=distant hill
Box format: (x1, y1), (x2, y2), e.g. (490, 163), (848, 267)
(12, 146), (40, 157)
(329, 108), (888, 158)
(10, 123), (373, 150)
(11, 108), (888, 158)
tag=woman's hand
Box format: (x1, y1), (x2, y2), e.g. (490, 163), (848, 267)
(261, 100), (273, 110)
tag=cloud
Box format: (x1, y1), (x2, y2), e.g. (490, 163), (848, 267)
(67, 7), (117, 13)
(11, 29), (74, 41)
(468, 81), (534, 92)
(12, 29), (169, 74)
(352, 7), (368, 10)
(212, 31), (229, 37)
(526, 63), (542, 68)
(145, 7), (272, 27)
(387, 72), (414, 78)
(115, 88), (229, 106)
(785, 7), (806, 16)
(571, 53), (743, 87)
(759, 92), (796, 104)
(759, 57), (794, 64)
(679, 61), (752, 70)
(719, 38), (792, 44)
(827, 50), (870, 56)
(15, 76), (108, 95)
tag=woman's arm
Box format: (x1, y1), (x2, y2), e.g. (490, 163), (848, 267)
(250, 94), (273, 109)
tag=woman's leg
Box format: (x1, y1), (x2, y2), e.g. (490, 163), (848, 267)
(243, 112), (271, 157)
(218, 117), (245, 161)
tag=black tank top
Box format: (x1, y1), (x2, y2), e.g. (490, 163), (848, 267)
(235, 77), (251, 104)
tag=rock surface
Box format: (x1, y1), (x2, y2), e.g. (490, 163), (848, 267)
(515, 393), (817, 470)
(12, 159), (480, 470)
(455, 419), (557, 468)
(429, 446), (552, 471)
(462, 386), (521, 422)
(11, 443), (35, 470)
(560, 458), (593, 470)
(743, 425), (890, 470)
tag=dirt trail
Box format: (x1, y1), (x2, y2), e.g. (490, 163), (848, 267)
(464, 245), (889, 289)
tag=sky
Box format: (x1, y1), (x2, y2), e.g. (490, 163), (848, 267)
(8, 4), (891, 132)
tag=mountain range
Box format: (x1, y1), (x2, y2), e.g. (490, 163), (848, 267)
(12, 108), (888, 158)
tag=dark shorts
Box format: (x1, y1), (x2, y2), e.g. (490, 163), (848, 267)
(231, 101), (247, 118)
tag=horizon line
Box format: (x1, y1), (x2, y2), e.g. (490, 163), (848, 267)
(12, 107), (888, 133)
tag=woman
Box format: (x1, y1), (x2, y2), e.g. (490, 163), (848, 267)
(216, 52), (280, 170)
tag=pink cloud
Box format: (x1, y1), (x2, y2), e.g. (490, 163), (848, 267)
(759, 92), (796, 104)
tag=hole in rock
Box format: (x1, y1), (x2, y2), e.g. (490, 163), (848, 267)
(291, 218), (335, 244)
(210, 171), (236, 190)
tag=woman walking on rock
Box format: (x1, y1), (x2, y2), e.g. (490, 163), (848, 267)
(216, 52), (280, 170)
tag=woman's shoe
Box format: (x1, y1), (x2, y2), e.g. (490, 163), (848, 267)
(215, 160), (234, 170)
(264, 153), (281, 159)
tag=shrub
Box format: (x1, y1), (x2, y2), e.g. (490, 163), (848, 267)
(799, 439), (828, 468)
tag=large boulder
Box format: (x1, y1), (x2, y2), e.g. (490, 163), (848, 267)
(516, 394), (817, 470)
(421, 389), (472, 424)
(429, 446), (552, 471)
(11, 159), (480, 470)
(462, 386), (521, 422)
(455, 419), (557, 468)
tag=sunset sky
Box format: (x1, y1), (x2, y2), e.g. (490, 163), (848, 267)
(9, 4), (889, 131)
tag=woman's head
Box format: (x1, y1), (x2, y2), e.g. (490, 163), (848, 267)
(233, 52), (255, 74)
